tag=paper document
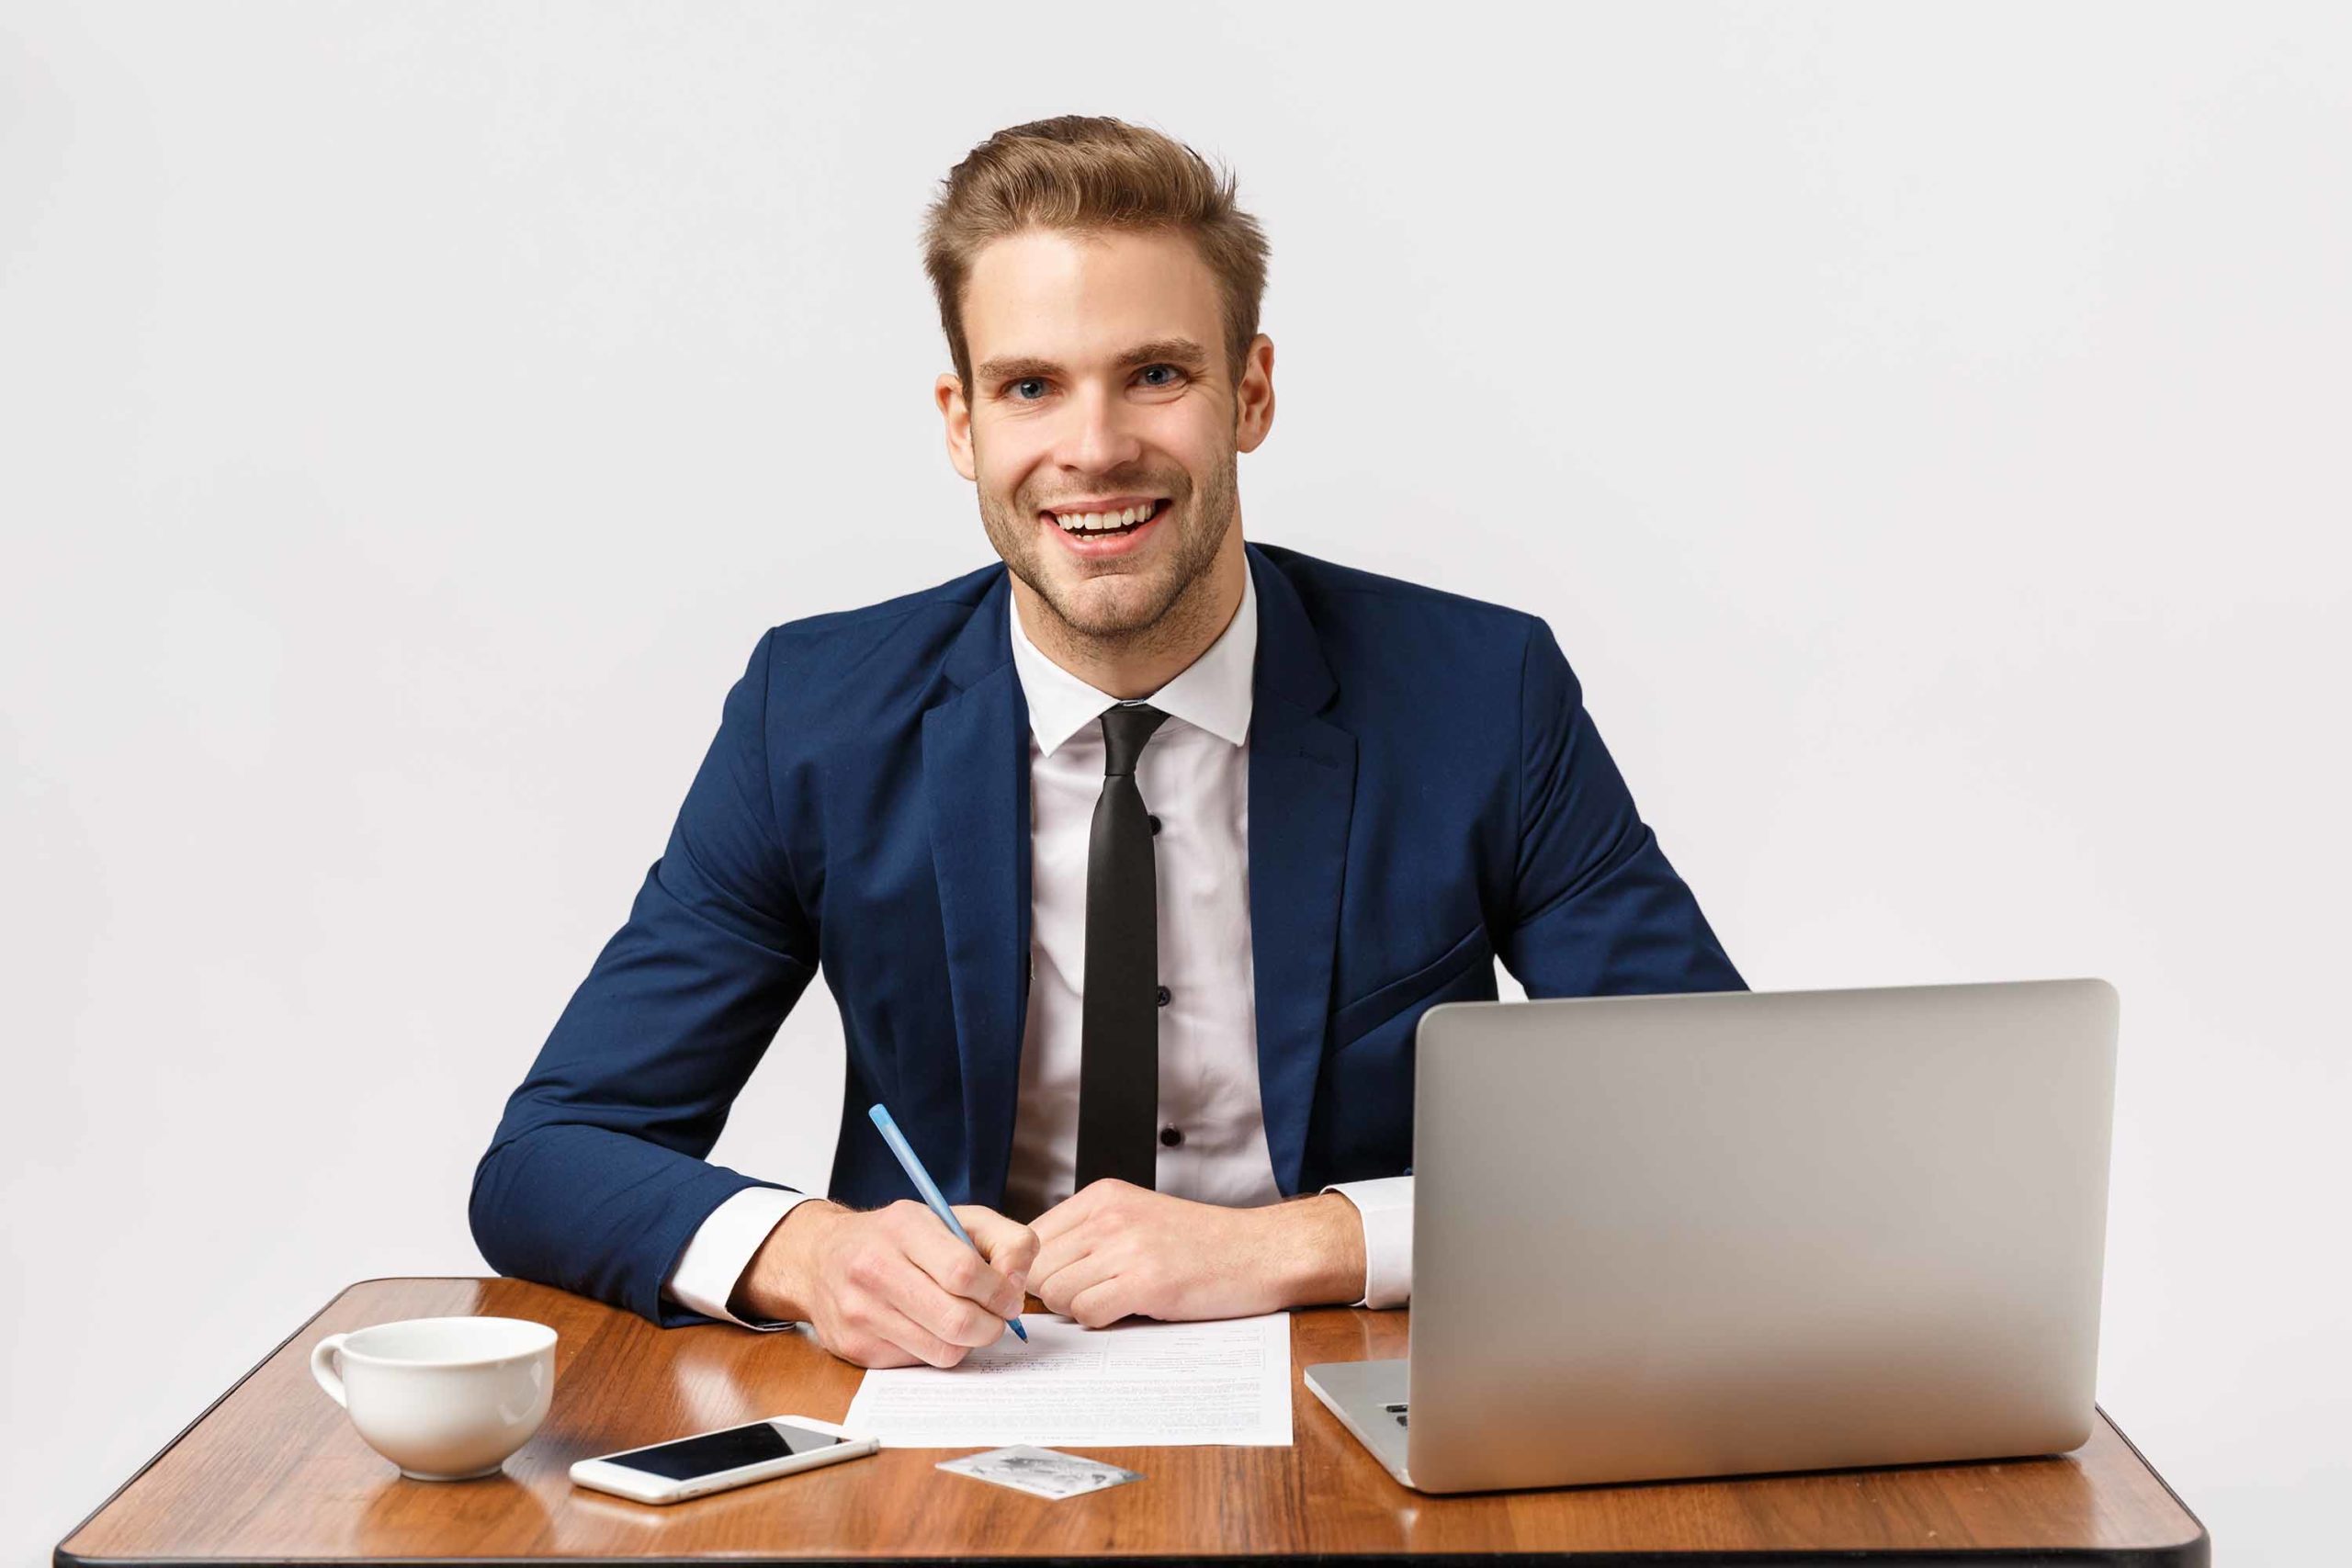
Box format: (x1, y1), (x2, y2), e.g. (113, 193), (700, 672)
(842, 1311), (1293, 1448)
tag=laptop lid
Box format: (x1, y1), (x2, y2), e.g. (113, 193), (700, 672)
(1402, 978), (2117, 1494)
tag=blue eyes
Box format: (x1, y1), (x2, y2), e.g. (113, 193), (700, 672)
(1007, 365), (1184, 401)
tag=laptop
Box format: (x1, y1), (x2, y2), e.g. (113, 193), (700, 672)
(1304, 978), (2118, 1493)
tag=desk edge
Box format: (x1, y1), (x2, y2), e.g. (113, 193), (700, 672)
(53, 1276), (445, 1568)
(53, 1278), (2214, 1568)
(2097, 1404), (2213, 1568)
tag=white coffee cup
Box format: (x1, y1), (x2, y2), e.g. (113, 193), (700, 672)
(310, 1316), (558, 1481)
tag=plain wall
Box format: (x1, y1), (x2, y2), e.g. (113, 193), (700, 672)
(4, 3), (2346, 1562)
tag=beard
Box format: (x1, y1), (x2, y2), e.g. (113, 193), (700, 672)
(975, 443), (1239, 660)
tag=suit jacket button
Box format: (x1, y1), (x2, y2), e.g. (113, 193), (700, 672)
(1159, 1125), (1184, 1147)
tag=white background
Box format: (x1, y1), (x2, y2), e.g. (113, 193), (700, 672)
(5, 2), (2346, 1561)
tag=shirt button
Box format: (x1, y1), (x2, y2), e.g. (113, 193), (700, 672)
(1159, 1125), (1184, 1147)
(1156, 985), (1171, 1007)
(1148, 814), (1161, 836)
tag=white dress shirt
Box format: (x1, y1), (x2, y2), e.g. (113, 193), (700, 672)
(664, 568), (1414, 1326)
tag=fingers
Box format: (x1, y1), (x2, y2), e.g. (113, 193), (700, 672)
(1032, 1242), (1124, 1319)
(1029, 1217), (1102, 1292)
(1029, 1179), (1125, 1244)
(955, 1204), (1041, 1294)
(1031, 1186), (1221, 1326)
(837, 1298), (969, 1370)
(885, 1249), (1013, 1349)
(1068, 1276), (1140, 1330)
(890, 1204), (1025, 1322)
(1030, 1182), (1158, 1308)
(814, 1240), (969, 1368)
(1027, 1194), (1084, 1245)
(816, 1201), (1017, 1369)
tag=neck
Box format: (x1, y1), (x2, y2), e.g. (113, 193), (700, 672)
(1013, 526), (1248, 700)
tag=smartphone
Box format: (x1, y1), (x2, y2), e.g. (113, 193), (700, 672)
(569, 1414), (879, 1505)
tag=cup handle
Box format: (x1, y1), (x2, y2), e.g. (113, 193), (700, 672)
(310, 1333), (350, 1408)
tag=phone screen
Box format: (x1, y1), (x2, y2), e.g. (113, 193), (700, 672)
(605, 1420), (851, 1481)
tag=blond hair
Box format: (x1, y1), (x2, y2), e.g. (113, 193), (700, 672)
(920, 116), (1271, 397)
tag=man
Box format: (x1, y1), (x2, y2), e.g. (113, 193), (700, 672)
(470, 116), (1743, 1371)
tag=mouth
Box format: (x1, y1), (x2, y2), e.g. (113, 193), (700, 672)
(1037, 496), (1173, 558)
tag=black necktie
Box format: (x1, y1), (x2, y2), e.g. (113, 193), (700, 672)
(1075, 701), (1170, 1190)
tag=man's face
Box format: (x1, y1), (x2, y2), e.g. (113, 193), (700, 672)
(938, 227), (1272, 645)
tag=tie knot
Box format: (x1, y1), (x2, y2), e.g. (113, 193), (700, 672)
(1099, 702), (1170, 777)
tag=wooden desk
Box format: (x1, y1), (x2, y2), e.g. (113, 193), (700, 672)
(57, 1277), (2208, 1565)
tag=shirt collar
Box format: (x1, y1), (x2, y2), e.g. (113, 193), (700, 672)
(1007, 566), (1257, 757)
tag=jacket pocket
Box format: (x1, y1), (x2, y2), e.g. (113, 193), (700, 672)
(1329, 922), (1494, 1054)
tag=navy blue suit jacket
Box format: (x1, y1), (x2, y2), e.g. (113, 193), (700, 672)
(470, 543), (1745, 1326)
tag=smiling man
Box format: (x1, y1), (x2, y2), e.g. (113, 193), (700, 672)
(470, 116), (1745, 1369)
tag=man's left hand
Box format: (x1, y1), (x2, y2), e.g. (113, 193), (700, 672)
(1027, 1181), (1366, 1327)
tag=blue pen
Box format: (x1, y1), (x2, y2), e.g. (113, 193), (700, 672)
(866, 1103), (1029, 1343)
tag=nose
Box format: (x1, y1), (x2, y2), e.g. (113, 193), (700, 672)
(1048, 378), (1145, 479)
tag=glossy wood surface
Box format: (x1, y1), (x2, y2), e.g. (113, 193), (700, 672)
(59, 1277), (2207, 1564)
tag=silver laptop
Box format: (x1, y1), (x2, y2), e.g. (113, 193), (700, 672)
(1305, 978), (2117, 1493)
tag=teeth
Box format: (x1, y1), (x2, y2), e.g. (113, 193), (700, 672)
(1050, 501), (1158, 533)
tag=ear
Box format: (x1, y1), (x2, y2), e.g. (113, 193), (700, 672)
(936, 373), (977, 481)
(1234, 333), (1275, 455)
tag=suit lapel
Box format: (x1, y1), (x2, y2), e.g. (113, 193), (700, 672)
(922, 572), (1030, 1208)
(1245, 547), (1356, 1196)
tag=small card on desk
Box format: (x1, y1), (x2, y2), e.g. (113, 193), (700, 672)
(937, 1445), (1144, 1500)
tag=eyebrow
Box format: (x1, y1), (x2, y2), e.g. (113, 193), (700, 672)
(974, 336), (1214, 387)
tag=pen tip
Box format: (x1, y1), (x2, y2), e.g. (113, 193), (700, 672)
(1010, 1319), (1029, 1342)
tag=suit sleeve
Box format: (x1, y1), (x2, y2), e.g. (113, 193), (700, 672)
(468, 628), (824, 1327)
(1494, 617), (1747, 998)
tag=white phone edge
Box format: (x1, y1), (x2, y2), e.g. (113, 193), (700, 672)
(568, 1413), (881, 1505)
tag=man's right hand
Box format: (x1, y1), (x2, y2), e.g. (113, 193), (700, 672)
(732, 1199), (1037, 1369)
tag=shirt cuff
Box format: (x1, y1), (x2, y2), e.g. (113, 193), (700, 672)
(662, 1186), (815, 1331)
(1321, 1175), (1413, 1309)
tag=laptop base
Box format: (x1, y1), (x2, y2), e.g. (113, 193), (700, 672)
(1304, 1359), (1414, 1488)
